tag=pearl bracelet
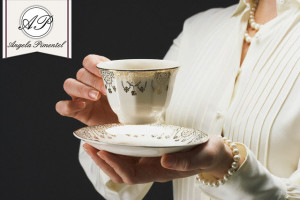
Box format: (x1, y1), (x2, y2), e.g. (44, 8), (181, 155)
(195, 136), (241, 187)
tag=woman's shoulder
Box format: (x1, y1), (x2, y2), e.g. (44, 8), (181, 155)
(183, 4), (238, 30)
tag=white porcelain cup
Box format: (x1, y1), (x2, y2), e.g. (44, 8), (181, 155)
(97, 59), (180, 124)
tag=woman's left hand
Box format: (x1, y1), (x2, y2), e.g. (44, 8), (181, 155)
(83, 135), (236, 184)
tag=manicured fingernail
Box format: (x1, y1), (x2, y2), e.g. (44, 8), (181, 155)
(75, 101), (86, 109)
(164, 156), (175, 167)
(89, 90), (99, 100)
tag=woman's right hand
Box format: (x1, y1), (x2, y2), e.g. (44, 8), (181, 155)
(55, 54), (119, 126)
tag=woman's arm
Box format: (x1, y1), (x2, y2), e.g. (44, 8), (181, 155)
(76, 32), (183, 200)
(79, 141), (153, 200)
(199, 144), (300, 200)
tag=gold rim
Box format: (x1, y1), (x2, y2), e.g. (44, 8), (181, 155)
(97, 66), (179, 72)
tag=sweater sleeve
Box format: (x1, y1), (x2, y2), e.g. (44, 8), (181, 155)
(198, 143), (300, 200)
(78, 141), (153, 200)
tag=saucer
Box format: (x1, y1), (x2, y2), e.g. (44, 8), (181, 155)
(74, 123), (208, 157)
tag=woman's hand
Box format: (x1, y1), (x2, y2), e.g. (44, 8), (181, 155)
(83, 135), (239, 184)
(55, 54), (118, 126)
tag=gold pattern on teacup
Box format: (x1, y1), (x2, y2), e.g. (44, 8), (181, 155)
(100, 69), (177, 96)
(74, 123), (208, 145)
(121, 80), (147, 95)
(101, 70), (116, 93)
(114, 71), (155, 82)
(151, 71), (171, 94)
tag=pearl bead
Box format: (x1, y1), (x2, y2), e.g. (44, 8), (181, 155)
(255, 24), (260, 30)
(251, 7), (256, 11)
(228, 168), (235, 175)
(245, 36), (252, 43)
(230, 143), (237, 149)
(233, 149), (239, 155)
(223, 174), (230, 181)
(232, 161), (239, 169)
(251, 22), (256, 28)
(218, 179), (225, 185)
(233, 155), (240, 162)
(212, 182), (218, 187)
(226, 139), (232, 144)
(249, 19), (254, 23)
(249, 11), (254, 15)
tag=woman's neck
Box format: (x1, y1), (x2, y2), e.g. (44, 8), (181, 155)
(240, 0), (278, 66)
(254, 0), (277, 24)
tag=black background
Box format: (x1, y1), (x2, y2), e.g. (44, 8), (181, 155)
(0, 1), (236, 199)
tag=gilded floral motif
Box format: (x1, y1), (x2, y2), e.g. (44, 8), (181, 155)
(151, 71), (171, 95)
(100, 69), (177, 96)
(121, 80), (147, 96)
(100, 70), (116, 93)
(74, 123), (208, 145)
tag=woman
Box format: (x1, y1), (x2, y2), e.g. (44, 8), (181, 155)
(56, 0), (300, 199)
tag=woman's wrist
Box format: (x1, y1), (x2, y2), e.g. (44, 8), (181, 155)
(196, 137), (244, 187)
(210, 141), (235, 179)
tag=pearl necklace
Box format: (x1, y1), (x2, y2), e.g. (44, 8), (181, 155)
(244, 0), (262, 44)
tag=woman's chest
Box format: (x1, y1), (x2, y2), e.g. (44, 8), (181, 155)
(165, 17), (300, 175)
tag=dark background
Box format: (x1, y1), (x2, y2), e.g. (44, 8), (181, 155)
(0, 1), (236, 199)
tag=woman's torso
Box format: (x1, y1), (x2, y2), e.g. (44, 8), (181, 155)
(164, 2), (300, 199)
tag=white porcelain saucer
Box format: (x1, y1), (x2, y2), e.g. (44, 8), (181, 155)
(74, 123), (208, 157)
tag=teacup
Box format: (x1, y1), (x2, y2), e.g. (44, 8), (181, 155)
(97, 59), (180, 124)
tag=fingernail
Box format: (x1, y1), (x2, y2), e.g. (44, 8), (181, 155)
(164, 156), (175, 168)
(89, 90), (99, 100)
